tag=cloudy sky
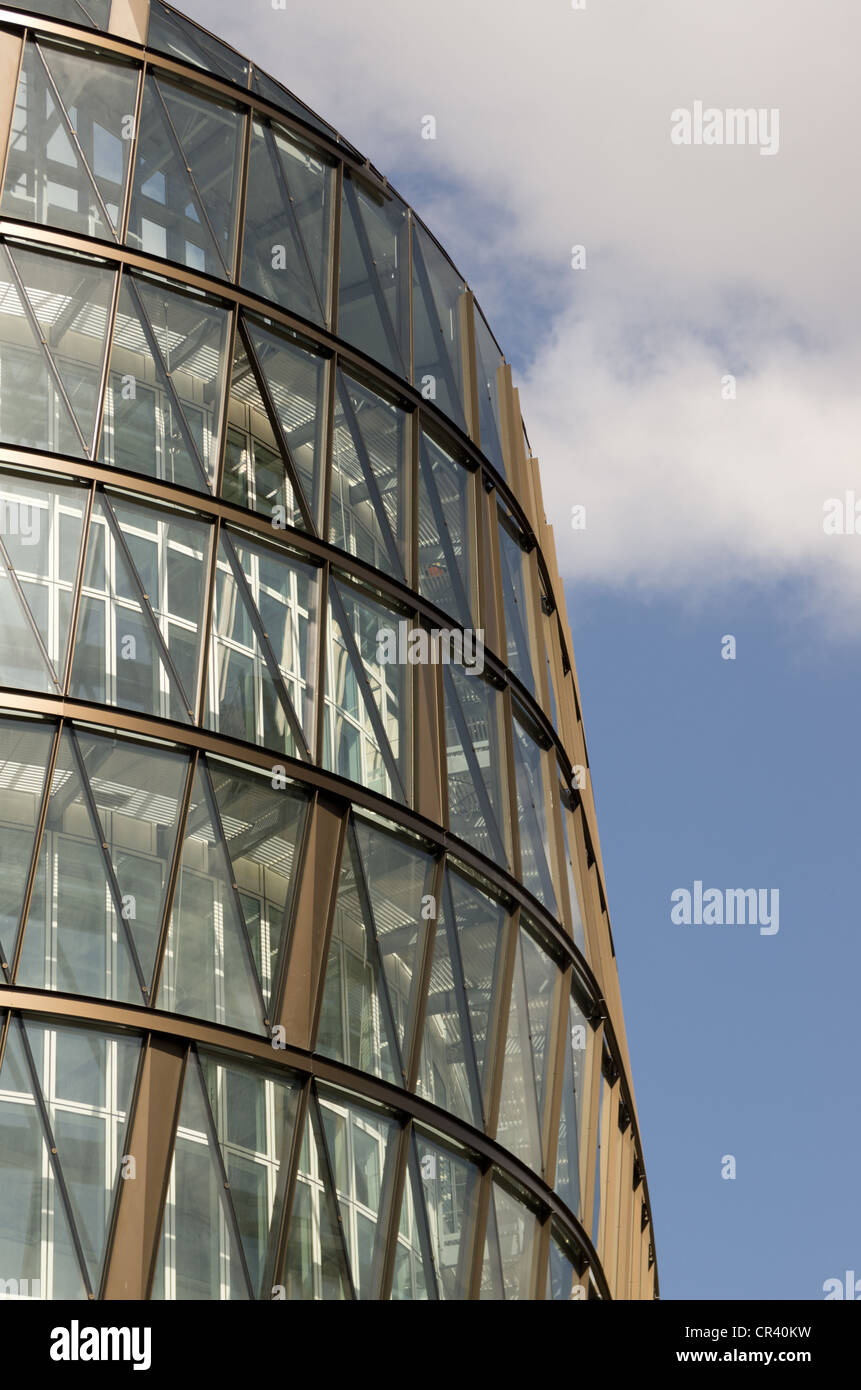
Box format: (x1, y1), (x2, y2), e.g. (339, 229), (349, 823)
(180, 0), (861, 1301)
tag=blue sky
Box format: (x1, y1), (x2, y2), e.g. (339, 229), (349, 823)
(181, 0), (861, 1299)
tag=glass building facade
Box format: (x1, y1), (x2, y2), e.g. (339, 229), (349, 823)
(0, 0), (657, 1300)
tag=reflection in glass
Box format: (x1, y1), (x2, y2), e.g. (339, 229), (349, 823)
(317, 1088), (398, 1299)
(281, 1095), (354, 1300)
(1, 38), (139, 242)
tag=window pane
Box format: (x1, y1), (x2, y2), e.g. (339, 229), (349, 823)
(338, 174), (409, 378)
(417, 430), (473, 627)
(5, 0), (111, 28)
(555, 994), (591, 1219)
(497, 922), (558, 1172)
(444, 665), (509, 866)
(411, 222), (466, 431)
(250, 67), (344, 149)
(473, 309), (506, 478)
(410, 1132), (480, 1300)
(330, 371), (409, 579)
(481, 1179), (539, 1300)
(147, 1), (250, 88)
(317, 1089), (397, 1300)
(498, 506), (538, 697)
(0, 717), (55, 967)
(512, 709), (558, 915)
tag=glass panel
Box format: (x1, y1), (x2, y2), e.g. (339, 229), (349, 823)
(411, 1131), (480, 1300)
(28, 1019), (139, 1291)
(497, 507), (538, 697)
(18, 726), (188, 1003)
(0, 717), (55, 970)
(224, 316), (328, 529)
(318, 1089), (398, 1300)
(241, 117), (334, 327)
(330, 371), (408, 579)
(0, 471), (87, 696)
(159, 759), (266, 1034)
(2, 38), (138, 242)
(207, 759), (309, 1008)
(338, 173), (409, 378)
(556, 993), (591, 1219)
(444, 664), (509, 866)
(417, 430), (473, 627)
(548, 1226), (585, 1300)
(446, 868), (506, 1094)
(324, 578), (408, 803)
(391, 1160), (430, 1301)
(0, 241), (114, 458)
(481, 1180), (539, 1300)
(473, 309), (506, 478)
(128, 73), (245, 279)
(205, 528), (318, 758)
(558, 770), (587, 957)
(316, 825), (401, 1086)
(497, 922), (558, 1172)
(70, 493), (210, 724)
(4, 0), (111, 27)
(250, 68), (345, 149)
(280, 1098), (353, 1301)
(153, 1055), (249, 1300)
(198, 1051), (300, 1298)
(147, 1), (250, 88)
(512, 709), (558, 915)
(99, 273), (231, 491)
(411, 222), (466, 431)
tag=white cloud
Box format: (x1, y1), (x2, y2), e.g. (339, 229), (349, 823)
(183, 0), (861, 620)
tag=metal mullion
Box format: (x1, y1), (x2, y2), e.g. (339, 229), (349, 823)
(220, 528), (312, 761)
(91, 262), (123, 461)
(212, 305), (239, 502)
(336, 374), (403, 578)
(441, 866), (486, 1128)
(442, 664), (506, 864)
(16, 1015), (94, 1298)
(320, 345), (338, 547)
(265, 1073), (312, 1295)
(122, 275), (211, 489)
(198, 755), (268, 1028)
(313, 558), (330, 767)
(189, 1047), (256, 1299)
(150, 74), (234, 282)
(148, 748), (198, 1007)
(373, 1118), (410, 1300)
(3, 245), (90, 457)
(0, 1008), (10, 1080)
(347, 817), (408, 1086)
(329, 161), (343, 335)
(261, 120), (326, 324)
(403, 852), (445, 1093)
(60, 483), (96, 692)
(117, 61), (146, 245)
(309, 1082), (358, 1300)
(194, 513), (221, 726)
(7, 719), (62, 984)
(239, 315), (316, 534)
(418, 428), (473, 628)
(342, 175), (405, 374)
(0, 530), (62, 692)
(100, 489), (197, 720)
(406, 211), (414, 385)
(328, 577), (405, 803)
(34, 40), (120, 242)
(230, 100), (253, 285)
(67, 725), (149, 999)
(403, 1126), (441, 1300)
(466, 1164), (496, 1300)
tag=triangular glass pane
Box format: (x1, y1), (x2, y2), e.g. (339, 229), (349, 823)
(99, 274), (230, 491)
(316, 833), (401, 1085)
(411, 1132), (480, 1301)
(243, 317), (328, 529)
(0, 472), (87, 695)
(497, 930), (546, 1173)
(17, 727), (144, 1004)
(147, 1), (249, 87)
(512, 713), (558, 915)
(0, 1019), (88, 1300)
(417, 429), (473, 627)
(411, 222), (467, 431)
(352, 818), (434, 1062)
(0, 242), (114, 458)
(241, 117), (334, 326)
(70, 494), (196, 724)
(223, 338), (304, 528)
(198, 1050), (301, 1298)
(153, 1056), (250, 1299)
(205, 529), (317, 757)
(447, 870), (507, 1091)
(444, 664), (509, 866)
(338, 174), (409, 377)
(416, 884), (481, 1128)
(318, 1089), (398, 1300)
(391, 1153), (432, 1301)
(128, 73), (244, 279)
(28, 1018), (140, 1292)
(330, 371), (407, 577)
(280, 1098), (353, 1301)
(76, 728), (190, 990)
(0, 718), (55, 968)
(159, 760), (265, 1033)
(207, 760), (309, 1008)
(324, 579), (407, 802)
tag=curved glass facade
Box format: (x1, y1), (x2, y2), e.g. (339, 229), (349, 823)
(0, 0), (657, 1300)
